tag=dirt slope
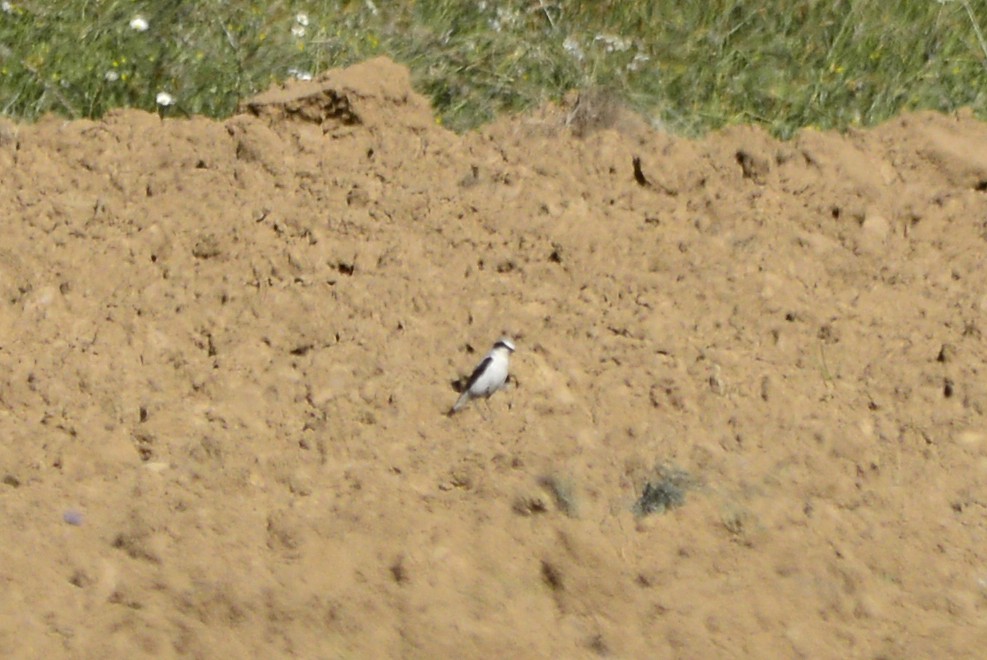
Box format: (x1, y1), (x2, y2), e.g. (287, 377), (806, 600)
(1, 57), (986, 657)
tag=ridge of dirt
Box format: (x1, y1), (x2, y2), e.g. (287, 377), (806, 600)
(1, 56), (986, 657)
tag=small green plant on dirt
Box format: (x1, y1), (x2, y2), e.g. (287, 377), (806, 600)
(633, 463), (697, 517)
(0, 1), (985, 135)
(538, 474), (579, 518)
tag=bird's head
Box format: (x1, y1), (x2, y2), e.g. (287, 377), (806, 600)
(493, 337), (516, 353)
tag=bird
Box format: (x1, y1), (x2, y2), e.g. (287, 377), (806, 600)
(450, 337), (516, 414)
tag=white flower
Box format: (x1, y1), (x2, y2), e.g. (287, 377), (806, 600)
(2, 2), (14, 15)
(129, 16), (149, 32)
(627, 53), (650, 72)
(490, 7), (519, 32)
(155, 92), (175, 107)
(295, 13), (309, 26)
(287, 68), (313, 81)
(104, 70), (120, 82)
(365, 0), (378, 15)
(563, 36), (584, 62)
(594, 33), (632, 53)
(291, 24), (306, 38)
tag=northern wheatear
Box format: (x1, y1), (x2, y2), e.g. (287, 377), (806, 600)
(450, 337), (516, 414)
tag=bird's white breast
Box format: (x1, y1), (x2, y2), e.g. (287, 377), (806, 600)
(471, 350), (509, 397)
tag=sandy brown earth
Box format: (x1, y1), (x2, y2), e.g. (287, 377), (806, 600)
(1, 57), (987, 657)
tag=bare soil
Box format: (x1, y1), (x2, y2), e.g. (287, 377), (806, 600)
(2, 57), (987, 657)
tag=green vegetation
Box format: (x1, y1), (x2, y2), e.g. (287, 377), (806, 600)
(1, 0), (985, 136)
(633, 464), (696, 517)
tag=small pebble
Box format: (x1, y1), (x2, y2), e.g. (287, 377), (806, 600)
(63, 510), (84, 526)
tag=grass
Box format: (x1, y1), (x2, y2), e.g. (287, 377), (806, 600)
(0, 0), (985, 136)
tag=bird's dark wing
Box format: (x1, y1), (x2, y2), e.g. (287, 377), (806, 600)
(463, 357), (493, 392)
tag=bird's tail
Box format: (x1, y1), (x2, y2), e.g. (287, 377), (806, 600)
(449, 391), (470, 415)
